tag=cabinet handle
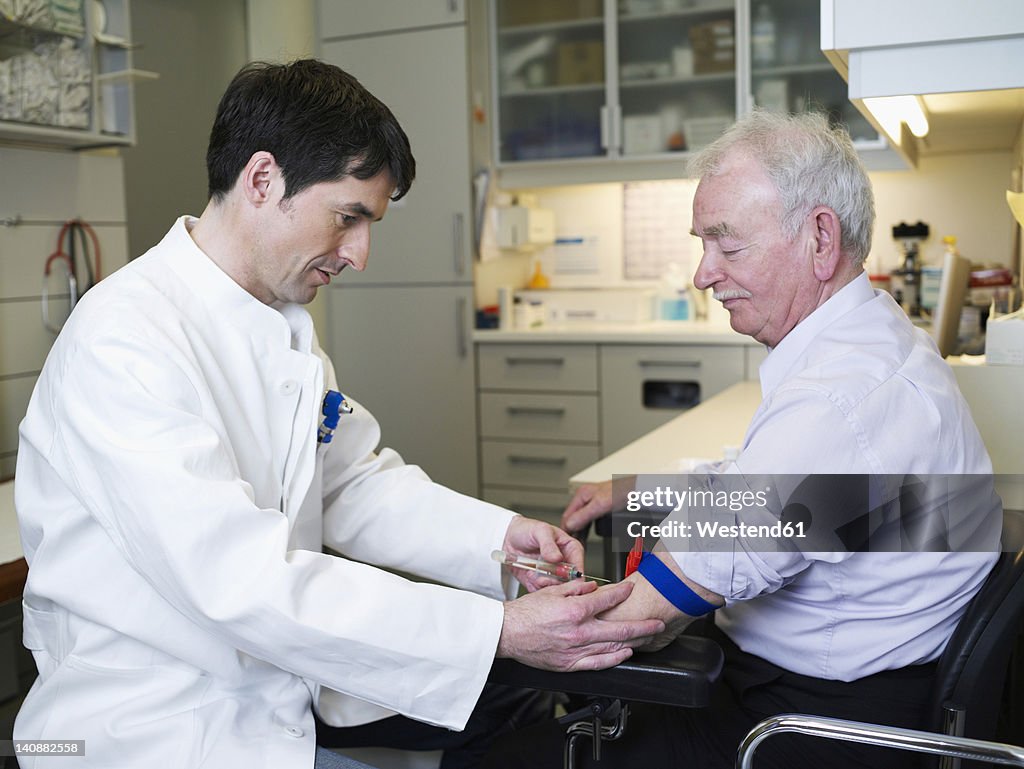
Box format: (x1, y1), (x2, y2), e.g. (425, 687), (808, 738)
(456, 296), (468, 358)
(508, 455), (568, 466)
(637, 360), (701, 368)
(599, 105), (609, 150)
(506, 406), (567, 417)
(504, 357), (565, 366)
(447, 0), (458, 13)
(611, 104), (622, 152)
(453, 212), (465, 276)
(508, 504), (566, 515)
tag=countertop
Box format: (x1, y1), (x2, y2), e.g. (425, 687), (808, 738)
(570, 381), (761, 487)
(473, 321), (760, 345)
(569, 372), (1024, 509)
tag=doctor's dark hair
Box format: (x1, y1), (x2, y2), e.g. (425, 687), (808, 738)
(206, 59), (415, 203)
(689, 110), (874, 265)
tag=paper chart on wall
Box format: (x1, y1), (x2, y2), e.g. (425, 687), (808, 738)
(623, 180), (700, 280)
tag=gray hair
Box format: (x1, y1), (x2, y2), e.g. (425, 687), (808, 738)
(688, 110), (875, 264)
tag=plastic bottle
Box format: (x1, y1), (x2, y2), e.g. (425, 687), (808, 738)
(657, 262), (691, 321)
(527, 259), (550, 289)
(752, 3), (777, 67)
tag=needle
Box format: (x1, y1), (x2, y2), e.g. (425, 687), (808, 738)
(491, 550), (610, 583)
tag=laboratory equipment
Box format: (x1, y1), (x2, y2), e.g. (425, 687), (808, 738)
(491, 550), (608, 582)
(890, 220), (929, 317)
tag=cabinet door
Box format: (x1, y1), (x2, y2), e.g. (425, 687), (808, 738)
(325, 284), (478, 496)
(599, 343), (745, 454)
(492, 0), (608, 163)
(616, 0), (738, 156)
(747, 0), (878, 143)
(319, 0), (465, 38)
(320, 27), (472, 285)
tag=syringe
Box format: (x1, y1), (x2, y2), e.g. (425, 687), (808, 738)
(491, 550), (609, 583)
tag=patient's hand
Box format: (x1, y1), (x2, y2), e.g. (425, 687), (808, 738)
(598, 553), (723, 652)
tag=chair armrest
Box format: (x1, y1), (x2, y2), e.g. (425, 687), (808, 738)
(488, 635), (724, 709)
(737, 714), (1024, 769)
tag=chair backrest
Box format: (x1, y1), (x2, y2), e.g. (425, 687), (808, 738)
(928, 508), (1024, 739)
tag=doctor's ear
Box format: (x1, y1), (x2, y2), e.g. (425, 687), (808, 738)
(808, 206), (842, 282)
(240, 151), (279, 206)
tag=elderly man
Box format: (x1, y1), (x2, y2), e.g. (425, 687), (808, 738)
(486, 110), (999, 769)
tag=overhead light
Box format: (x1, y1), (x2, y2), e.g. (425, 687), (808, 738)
(862, 95), (931, 141)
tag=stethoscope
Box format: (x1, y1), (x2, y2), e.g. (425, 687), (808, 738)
(42, 219), (102, 334)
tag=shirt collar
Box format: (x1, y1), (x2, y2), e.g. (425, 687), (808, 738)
(163, 215), (313, 352)
(758, 271), (873, 398)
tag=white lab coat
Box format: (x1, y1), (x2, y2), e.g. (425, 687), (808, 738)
(14, 217), (517, 768)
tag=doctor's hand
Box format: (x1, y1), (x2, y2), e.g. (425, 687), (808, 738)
(501, 515), (585, 592)
(497, 580), (665, 672)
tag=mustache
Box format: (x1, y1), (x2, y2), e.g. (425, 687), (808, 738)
(713, 289), (753, 301)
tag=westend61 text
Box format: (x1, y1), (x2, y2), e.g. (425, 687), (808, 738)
(626, 519), (807, 540)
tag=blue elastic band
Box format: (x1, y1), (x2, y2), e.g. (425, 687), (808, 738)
(636, 552), (717, 616)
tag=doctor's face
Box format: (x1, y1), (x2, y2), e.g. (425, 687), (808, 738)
(250, 171), (394, 306)
(691, 150), (818, 348)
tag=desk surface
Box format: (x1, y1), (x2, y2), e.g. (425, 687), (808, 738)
(570, 381), (761, 487)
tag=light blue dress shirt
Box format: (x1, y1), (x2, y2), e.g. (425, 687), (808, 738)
(673, 272), (1000, 681)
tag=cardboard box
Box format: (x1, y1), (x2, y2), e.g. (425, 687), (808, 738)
(689, 18), (735, 74)
(557, 41), (605, 85)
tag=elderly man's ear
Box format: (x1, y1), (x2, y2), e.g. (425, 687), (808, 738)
(809, 206), (843, 282)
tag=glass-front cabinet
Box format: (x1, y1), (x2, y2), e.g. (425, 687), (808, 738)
(617, 0), (737, 157)
(493, 0), (607, 162)
(490, 0), (887, 179)
(748, 0), (877, 143)
(492, 0), (739, 163)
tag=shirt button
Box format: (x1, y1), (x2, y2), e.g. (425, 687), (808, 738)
(280, 380), (298, 396)
(284, 725), (304, 738)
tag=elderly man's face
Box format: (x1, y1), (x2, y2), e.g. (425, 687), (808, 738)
(691, 150), (819, 348)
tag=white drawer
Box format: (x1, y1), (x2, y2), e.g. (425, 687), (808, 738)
(599, 343), (745, 454)
(477, 344), (598, 392)
(479, 392), (598, 442)
(481, 440), (600, 491)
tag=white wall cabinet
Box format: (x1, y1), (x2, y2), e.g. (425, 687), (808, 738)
(318, 1), (478, 495)
(0, 0), (150, 148)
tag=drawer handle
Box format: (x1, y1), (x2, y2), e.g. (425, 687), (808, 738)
(505, 357), (566, 366)
(507, 455), (568, 466)
(506, 406), (567, 417)
(509, 504), (566, 515)
(637, 360), (701, 368)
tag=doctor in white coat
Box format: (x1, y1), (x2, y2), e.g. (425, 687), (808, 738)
(13, 60), (663, 769)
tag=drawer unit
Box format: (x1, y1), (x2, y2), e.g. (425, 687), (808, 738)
(479, 392), (599, 443)
(478, 344), (598, 392)
(481, 440), (601, 491)
(600, 343), (746, 453)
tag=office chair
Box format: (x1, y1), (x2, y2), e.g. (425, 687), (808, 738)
(489, 508), (1024, 769)
(737, 507), (1024, 769)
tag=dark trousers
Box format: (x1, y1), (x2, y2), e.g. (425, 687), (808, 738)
(483, 623), (937, 769)
(315, 683), (557, 769)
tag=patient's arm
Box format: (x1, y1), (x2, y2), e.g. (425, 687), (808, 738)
(599, 546), (724, 652)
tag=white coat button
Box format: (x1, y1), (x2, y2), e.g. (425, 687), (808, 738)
(280, 380), (298, 396)
(284, 725), (304, 738)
